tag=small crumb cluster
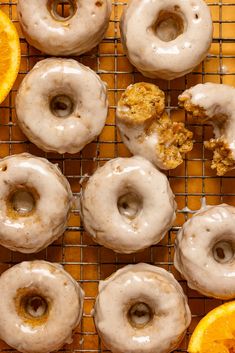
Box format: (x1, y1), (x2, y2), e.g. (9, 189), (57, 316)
(117, 82), (193, 170)
(205, 138), (235, 176)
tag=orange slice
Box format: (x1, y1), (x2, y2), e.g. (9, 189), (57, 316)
(188, 301), (235, 353)
(0, 9), (21, 104)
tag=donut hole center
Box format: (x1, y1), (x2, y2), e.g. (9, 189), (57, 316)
(15, 288), (50, 325)
(48, 0), (77, 21)
(154, 11), (185, 42)
(117, 192), (143, 219)
(128, 302), (153, 328)
(213, 241), (234, 264)
(25, 296), (48, 318)
(50, 95), (74, 118)
(9, 189), (36, 215)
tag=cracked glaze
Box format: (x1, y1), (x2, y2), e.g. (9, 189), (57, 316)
(17, 0), (112, 56)
(16, 58), (108, 154)
(120, 0), (213, 80)
(0, 261), (84, 353)
(0, 153), (73, 253)
(81, 156), (176, 253)
(94, 263), (191, 353)
(174, 204), (235, 299)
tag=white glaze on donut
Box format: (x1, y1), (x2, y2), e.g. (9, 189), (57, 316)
(118, 120), (166, 169)
(120, 0), (213, 80)
(16, 58), (108, 154)
(174, 204), (235, 299)
(0, 261), (84, 353)
(94, 263), (191, 353)
(81, 156), (176, 253)
(17, 0), (112, 56)
(0, 153), (73, 253)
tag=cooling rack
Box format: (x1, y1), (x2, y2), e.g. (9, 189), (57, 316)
(1, 0), (235, 352)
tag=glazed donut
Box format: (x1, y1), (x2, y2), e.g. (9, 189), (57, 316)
(0, 153), (73, 253)
(174, 204), (235, 299)
(80, 156), (176, 253)
(120, 0), (213, 80)
(93, 263), (191, 353)
(179, 83), (235, 176)
(17, 0), (112, 56)
(0, 261), (84, 353)
(16, 58), (108, 154)
(116, 83), (193, 170)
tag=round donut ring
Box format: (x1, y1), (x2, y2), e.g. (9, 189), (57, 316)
(17, 0), (112, 56)
(0, 261), (84, 353)
(0, 153), (73, 253)
(120, 0), (213, 80)
(16, 58), (108, 154)
(81, 156), (176, 253)
(94, 263), (191, 353)
(174, 204), (235, 299)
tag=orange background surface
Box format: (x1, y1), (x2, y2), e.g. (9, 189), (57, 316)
(1, 0), (235, 352)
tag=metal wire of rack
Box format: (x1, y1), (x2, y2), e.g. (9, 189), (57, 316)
(0, 0), (235, 352)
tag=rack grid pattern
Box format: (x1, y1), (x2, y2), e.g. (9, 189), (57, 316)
(1, 0), (235, 351)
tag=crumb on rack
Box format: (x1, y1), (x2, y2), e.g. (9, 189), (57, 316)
(205, 138), (235, 176)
